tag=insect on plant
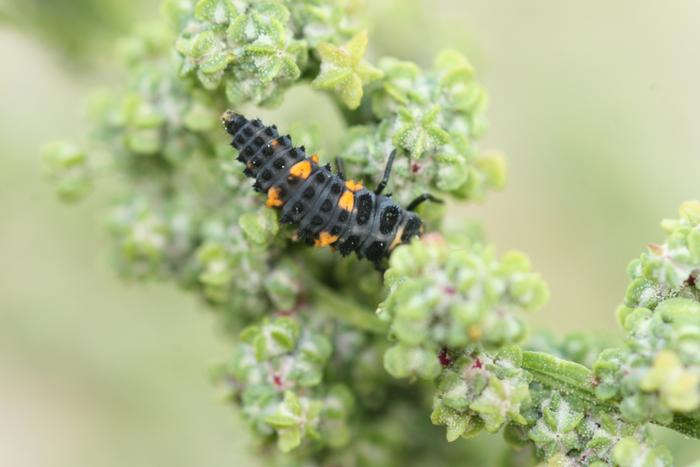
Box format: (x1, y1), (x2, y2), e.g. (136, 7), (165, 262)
(41, 0), (700, 464)
(223, 111), (442, 267)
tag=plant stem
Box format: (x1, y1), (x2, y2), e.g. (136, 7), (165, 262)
(521, 351), (700, 439)
(521, 351), (599, 403)
(305, 278), (389, 334)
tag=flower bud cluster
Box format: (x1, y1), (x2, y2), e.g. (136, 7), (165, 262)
(107, 192), (300, 329)
(594, 297), (700, 424)
(518, 388), (672, 466)
(340, 50), (506, 205)
(379, 235), (549, 381)
(166, 0), (366, 106)
(594, 202), (700, 424)
(41, 142), (93, 202)
(57, 26), (304, 326)
(623, 201), (700, 309)
(431, 347), (530, 440)
(221, 315), (354, 452)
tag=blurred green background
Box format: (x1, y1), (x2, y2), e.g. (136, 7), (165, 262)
(1, 1), (699, 465)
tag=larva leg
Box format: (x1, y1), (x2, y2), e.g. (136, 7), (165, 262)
(374, 149), (397, 195)
(335, 157), (346, 180)
(406, 193), (444, 211)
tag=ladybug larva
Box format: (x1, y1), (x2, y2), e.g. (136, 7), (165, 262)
(222, 111), (442, 266)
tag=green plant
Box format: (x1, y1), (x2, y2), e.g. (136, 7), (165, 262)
(45, 1), (699, 465)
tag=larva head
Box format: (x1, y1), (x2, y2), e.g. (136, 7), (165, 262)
(398, 212), (424, 246)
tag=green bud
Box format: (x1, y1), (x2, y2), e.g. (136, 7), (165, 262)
(194, 0), (238, 24)
(430, 400), (483, 442)
(679, 200), (700, 226)
(612, 437), (673, 467)
(475, 151), (507, 191)
(239, 207), (279, 246)
(592, 349), (625, 401)
(264, 263), (301, 311)
(527, 393), (583, 457)
(287, 0), (365, 47)
(109, 200), (172, 278)
(252, 317), (300, 360)
(312, 30), (383, 109)
(639, 350), (699, 412)
(197, 242), (234, 301)
(624, 278), (661, 309)
(41, 142), (93, 202)
(383, 344), (441, 380)
(470, 375), (530, 432)
(393, 106), (450, 158)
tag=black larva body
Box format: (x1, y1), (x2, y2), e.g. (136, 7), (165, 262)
(222, 111), (423, 265)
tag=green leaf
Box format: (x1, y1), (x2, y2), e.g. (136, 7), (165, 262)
(41, 142), (93, 202)
(194, 0), (237, 23)
(265, 413), (297, 428)
(125, 128), (162, 155)
(680, 200), (700, 225)
(383, 344), (441, 380)
(640, 349), (699, 412)
(312, 30), (383, 109)
(282, 391), (302, 416)
(239, 208), (279, 246)
(277, 427), (302, 452)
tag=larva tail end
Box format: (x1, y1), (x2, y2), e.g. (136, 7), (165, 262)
(221, 110), (247, 135)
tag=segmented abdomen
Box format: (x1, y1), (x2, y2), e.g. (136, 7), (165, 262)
(223, 111), (417, 264)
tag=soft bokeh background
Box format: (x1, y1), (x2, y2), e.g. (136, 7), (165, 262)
(1, 1), (699, 465)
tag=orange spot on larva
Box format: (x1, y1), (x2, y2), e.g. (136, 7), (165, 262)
(266, 186), (283, 208)
(338, 191), (354, 211)
(311, 153), (320, 164)
(289, 160), (312, 179)
(345, 180), (364, 192)
(270, 139), (280, 148)
(314, 232), (339, 248)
